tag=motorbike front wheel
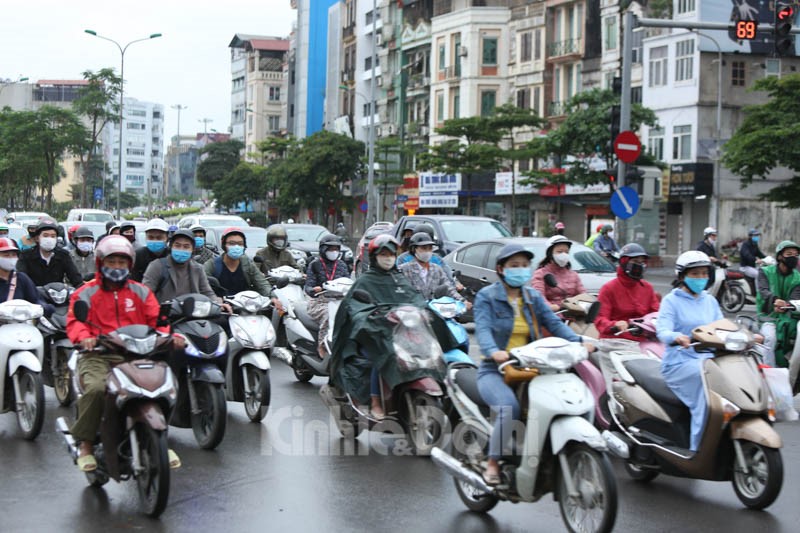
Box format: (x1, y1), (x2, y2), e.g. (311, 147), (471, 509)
(243, 366), (270, 423)
(404, 391), (449, 456)
(15, 369), (45, 440)
(557, 444), (618, 533)
(731, 441), (783, 510)
(54, 351), (75, 407)
(191, 382), (227, 450)
(134, 423), (170, 517)
(719, 283), (746, 314)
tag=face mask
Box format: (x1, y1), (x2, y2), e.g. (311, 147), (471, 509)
(77, 242), (94, 254)
(624, 261), (647, 280)
(39, 237), (57, 251)
(0, 257), (18, 271)
(194, 237), (205, 249)
(272, 239), (286, 249)
(415, 251), (433, 263)
(376, 256), (396, 271)
(503, 267), (532, 287)
(171, 249), (192, 264)
(101, 266), (129, 283)
(684, 277), (708, 294)
(607, 231), (614, 239)
(146, 240), (166, 253)
(781, 255), (799, 271)
(707, 237), (716, 245)
(751, 236), (760, 244)
(123, 233), (135, 243)
(553, 252), (570, 268)
(227, 245), (245, 259)
(325, 250), (340, 261)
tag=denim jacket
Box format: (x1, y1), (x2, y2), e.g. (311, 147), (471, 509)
(474, 281), (581, 358)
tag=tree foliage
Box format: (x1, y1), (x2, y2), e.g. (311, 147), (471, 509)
(196, 139), (244, 189)
(213, 161), (267, 210)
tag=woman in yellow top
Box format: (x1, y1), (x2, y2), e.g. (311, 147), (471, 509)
(474, 244), (591, 485)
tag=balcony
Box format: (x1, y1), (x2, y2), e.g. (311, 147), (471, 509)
(547, 38), (582, 59)
(341, 68), (355, 83)
(407, 73), (430, 90)
(547, 101), (566, 117)
(441, 66), (460, 82)
(342, 24), (355, 40)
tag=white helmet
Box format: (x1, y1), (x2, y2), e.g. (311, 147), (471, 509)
(675, 250), (712, 277)
(145, 218), (170, 233)
(703, 226), (718, 237)
(545, 235), (572, 255)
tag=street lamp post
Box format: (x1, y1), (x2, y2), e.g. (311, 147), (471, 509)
(84, 29), (162, 219)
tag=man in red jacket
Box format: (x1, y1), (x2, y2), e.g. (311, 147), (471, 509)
(595, 243), (660, 341)
(67, 235), (185, 472)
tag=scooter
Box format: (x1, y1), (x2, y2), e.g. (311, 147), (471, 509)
(709, 263), (747, 314)
(268, 265), (307, 353)
(736, 255), (775, 309)
(37, 282), (76, 406)
(601, 318), (784, 509)
(613, 312), (665, 359)
(224, 290), (275, 422)
(56, 300), (177, 517)
(0, 299), (46, 440)
(167, 294), (228, 450)
(320, 290), (450, 455)
(431, 337), (621, 533)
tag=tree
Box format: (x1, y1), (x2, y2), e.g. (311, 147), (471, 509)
(0, 109), (46, 209)
(722, 73), (800, 207)
(213, 161), (267, 211)
(374, 136), (413, 220)
(196, 139), (244, 189)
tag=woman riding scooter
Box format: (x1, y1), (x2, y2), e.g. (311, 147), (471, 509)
(531, 235), (585, 312)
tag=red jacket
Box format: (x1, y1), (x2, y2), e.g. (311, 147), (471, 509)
(532, 262), (586, 307)
(67, 278), (167, 344)
(595, 268), (660, 340)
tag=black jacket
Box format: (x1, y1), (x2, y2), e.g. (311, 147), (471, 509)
(696, 240), (718, 260)
(17, 247), (83, 288)
(740, 239), (765, 268)
(304, 257), (350, 296)
(132, 246), (168, 282)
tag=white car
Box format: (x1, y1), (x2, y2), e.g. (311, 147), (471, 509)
(6, 212), (51, 227)
(177, 214), (251, 229)
(65, 208), (115, 223)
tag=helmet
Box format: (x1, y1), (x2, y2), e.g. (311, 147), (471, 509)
(674, 250), (712, 277)
(401, 222), (418, 236)
(95, 235), (135, 263)
(35, 218), (58, 236)
(105, 220), (116, 232)
(409, 232), (436, 251)
(703, 226), (718, 237)
(495, 243), (533, 266)
(73, 226), (95, 241)
(68, 224), (81, 243)
(620, 243), (648, 259)
(555, 221), (565, 230)
(221, 227), (247, 249)
(267, 225), (288, 250)
(169, 229), (195, 246)
(319, 234), (342, 255)
(776, 240), (800, 256)
(190, 224), (206, 235)
(748, 228), (760, 237)
(145, 218), (170, 233)
(119, 221), (136, 233)
(167, 224), (178, 235)
(107, 224), (120, 234)
(601, 224), (613, 233)
(368, 234), (400, 257)
(414, 223), (435, 238)
(287, 218), (295, 224)
(596, 224), (604, 233)
(336, 222), (345, 229)
(0, 237), (19, 253)
(546, 235), (571, 253)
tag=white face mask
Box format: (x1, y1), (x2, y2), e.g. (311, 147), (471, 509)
(415, 250), (433, 263)
(708, 237), (716, 244)
(0, 257), (18, 271)
(607, 231), (614, 239)
(553, 252), (570, 267)
(376, 256), (396, 271)
(39, 237), (57, 251)
(272, 239), (286, 248)
(325, 250), (340, 261)
(77, 242), (94, 254)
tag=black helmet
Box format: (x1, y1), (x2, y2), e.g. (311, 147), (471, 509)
(368, 234), (400, 257)
(73, 226), (95, 240)
(495, 243), (533, 266)
(105, 220), (116, 232)
(35, 218), (59, 236)
(319, 233), (342, 255)
(169, 229), (195, 247)
(620, 243), (648, 259)
(414, 223), (435, 238)
(267, 225), (288, 250)
(409, 232), (436, 252)
(119, 221), (136, 233)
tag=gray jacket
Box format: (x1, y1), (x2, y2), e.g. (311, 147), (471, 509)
(142, 256), (218, 303)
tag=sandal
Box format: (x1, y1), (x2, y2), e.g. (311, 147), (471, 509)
(77, 454), (97, 472)
(168, 449), (181, 469)
(482, 468), (501, 486)
(369, 408), (385, 421)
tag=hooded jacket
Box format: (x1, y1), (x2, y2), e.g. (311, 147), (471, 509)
(595, 267), (660, 340)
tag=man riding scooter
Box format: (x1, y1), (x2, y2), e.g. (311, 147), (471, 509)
(304, 234), (350, 358)
(256, 225), (298, 274)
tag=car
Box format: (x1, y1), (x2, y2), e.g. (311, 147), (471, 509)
(354, 221), (395, 275)
(176, 214), (251, 229)
(283, 224), (354, 268)
(5, 223), (26, 243)
(392, 215), (512, 257)
(65, 208), (115, 223)
(444, 237), (616, 303)
(6, 212), (51, 227)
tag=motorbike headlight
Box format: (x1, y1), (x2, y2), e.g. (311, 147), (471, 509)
(723, 331), (750, 352)
(184, 337), (201, 358)
(215, 331), (228, 356)
(118, 333), (156, 355)
(48, 288), (68, 305)
(430, 302), (458, 319)
(231, 322), (254, 348)
(244, 299), (260, 314)
(192, 300), (212, 318)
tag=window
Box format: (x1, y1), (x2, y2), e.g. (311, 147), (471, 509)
(482, 37), (498, 66)
(648, 127), (664, 161)
(248, 115), (253, 130)
(480, 90), (496, 117)
(456, 244), (488, 268)
(677, 0), (695, 14)
(436, 91), (445, 123)
(127, 148), (145, 156)
(438, 43), (446, 71)
(604, 16), (618, 51)
(452, 89), (460, 119)
(126, 122), (145, 130)
(631, 86), (642, 104)
(533, 86), (541, 115)
(129, 109), (147, 117)
(127, 161), (144, 168)
(152, 111), (161, 119)
(648, 46), (668, 87)
(766, 58), (781, 77)
(268, 86), (281, 101)
(268, 115), (280, 132)
(520, 32), (532, 62)
(631, 29), (643, 64)
(516, 87), (531, 109)
(534, 29), (542, 60)
(675, 39), (694, 82)
(672, 125), (691, 160)
(731, 61), (745, 87)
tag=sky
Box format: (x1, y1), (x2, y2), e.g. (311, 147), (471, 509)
(1, 0), (295, 139)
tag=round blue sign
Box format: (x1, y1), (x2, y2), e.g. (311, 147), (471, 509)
(610, 186), (640, 220)
(359, 201), (368, 213)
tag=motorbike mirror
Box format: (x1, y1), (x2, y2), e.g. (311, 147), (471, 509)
(586, 301), (601, 324)
(253, 255), (263, 263)
(274, 276), (290, 289)
(73, 300), (89, 322)
(207, 276), (226, 298)
(156, 302), (171, 327)
(761, 294), (775, 315)
(543, 273), (559, 288)
(352, 289), (373, 304)
(433, 284), (450, 299)
(181, 297), (196, 317)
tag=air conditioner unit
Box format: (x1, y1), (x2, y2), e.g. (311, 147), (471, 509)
(376, 33), (383, 46)
(377, 76), (384, 87)
(387, 124), (396, 135)
(375, 126), (383, 137)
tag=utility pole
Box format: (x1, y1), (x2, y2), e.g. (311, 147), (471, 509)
(199, 118), (213, 136)
(366, 0), (378, 228)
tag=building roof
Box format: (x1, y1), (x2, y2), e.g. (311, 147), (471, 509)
(229, 33), (287, 49)
(248, 39), (290, 52)
(36, 80), (90, 86)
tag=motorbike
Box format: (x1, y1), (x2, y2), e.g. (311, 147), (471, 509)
(319, 290), (450, 455)
(736, 255), (775, 309)
(167, 294), (228, 450)
(431, 336), (620, 533)
(56, 299), (177, 517)
(600, 318), (784, 509)
(612, 312), (665, 359)
(224, 290), (275, 422)
(37, 282), (76, 406)
(268, 265), (307, 353)
(0, 299), (46, 440)
(709, 263), (748, 314)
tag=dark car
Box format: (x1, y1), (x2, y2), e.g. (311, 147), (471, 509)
(354, 221), (394, 275)
(283, 224), (354, 268)
(392, 215), (512, 257)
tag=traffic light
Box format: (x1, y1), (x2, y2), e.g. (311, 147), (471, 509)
(609, 105), (621, 144)
(774, 1), (795, 56)
(607, 171), (617, 192)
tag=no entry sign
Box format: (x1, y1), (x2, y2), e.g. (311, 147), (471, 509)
(613, 130), (642, 164)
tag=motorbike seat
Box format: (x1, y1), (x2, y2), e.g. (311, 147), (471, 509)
(454, 368), (490, 414)
(623, 359), (684, 407)
(294, 305), (320, 334)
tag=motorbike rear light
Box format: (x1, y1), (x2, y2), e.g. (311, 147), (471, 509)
(719, 396), (741, 425)
(726, 271), (744, 280)
(766, 394), (776, 422)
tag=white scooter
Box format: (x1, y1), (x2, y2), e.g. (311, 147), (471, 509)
(268, 265), (308, 354)
(432, 337), (622, 533)
(224, 291), (276, 422)
(0, 299), (46, 440)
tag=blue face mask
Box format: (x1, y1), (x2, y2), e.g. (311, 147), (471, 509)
(227, 245), (245, 259)
(171, 249), (192, 264)
(146, 240), (166, 254)
(752, 236), (760, 243)
(194, 237), (205, 249)
(503, 267), (532, 288)
(684, 277), (708, 294)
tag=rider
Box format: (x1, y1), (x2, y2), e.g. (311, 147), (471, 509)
(0, 237), (53, 315)
(119, 221), (137, 244)
(592, 224), (619, 258)
(189, 224), (218, 265)
(398, 232), (465, 301)
(69, 226), (97, 281)
(204, 227), (275, 299)
(255, 224), (298, 274)
(131, 218), (170, 282)
(334, 222), (349, 244)
(657, 251), (723, 452)
(66, 235), (184, 472)
(739, 228), (766, 281)
(554, 221), (565, 236)
(594, 243), (660, 341)
(0, 224), (9, 239)
(396, 223), (457, 283)
(475, 243), (593, 485)
(532, 235), (586, 312)
(304, 234), (350, 358)
(757, 240), (800, 386)
(17, 221), (39, 252)
(17, 218), (83, 288)
(696, 227), (726, 266)
(584, 223), (604, 248)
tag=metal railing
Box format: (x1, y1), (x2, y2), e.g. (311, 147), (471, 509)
(547, 38), (582, 57)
